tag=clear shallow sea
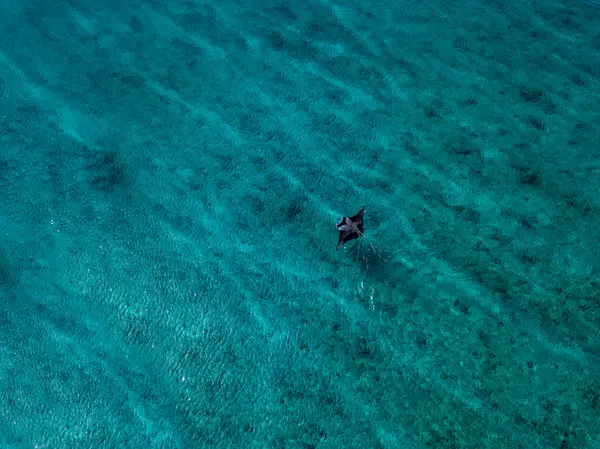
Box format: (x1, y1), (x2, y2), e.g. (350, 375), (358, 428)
(0, 0), (599, 448)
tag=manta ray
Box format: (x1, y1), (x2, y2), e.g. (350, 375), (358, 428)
(336, 207), (365, 249)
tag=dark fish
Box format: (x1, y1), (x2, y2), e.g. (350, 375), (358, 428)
(336, 207), (365, 249)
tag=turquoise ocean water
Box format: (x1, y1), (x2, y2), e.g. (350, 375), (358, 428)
(1, 0), (599, 448)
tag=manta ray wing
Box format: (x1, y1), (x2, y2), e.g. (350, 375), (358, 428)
(350, 207), (365, 234)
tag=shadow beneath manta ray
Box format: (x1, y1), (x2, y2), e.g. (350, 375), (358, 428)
(344, 240), (390, 279)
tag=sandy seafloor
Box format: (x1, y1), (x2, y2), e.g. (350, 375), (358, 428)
(0, 0), (599, 448)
